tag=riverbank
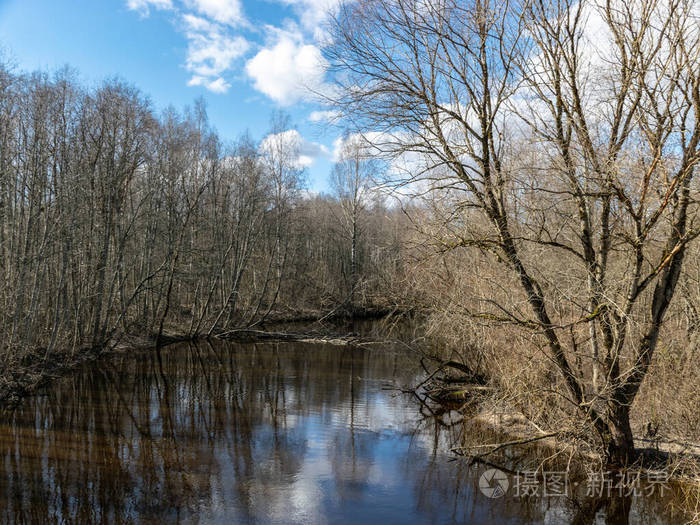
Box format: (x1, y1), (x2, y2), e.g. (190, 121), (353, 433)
(417, 365), (700, 522)
(0, 331), (199, 410)
(0, 306), (405, 410)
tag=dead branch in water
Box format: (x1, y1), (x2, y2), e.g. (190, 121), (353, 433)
(452, 432), (561, 460)
(216, 328), (385, 347)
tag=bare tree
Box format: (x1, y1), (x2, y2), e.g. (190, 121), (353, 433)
(249, 111), (305, 323)
(331, 136), (378, 311)
(325, 0), (700, 465)
(0, 59), (410, 410)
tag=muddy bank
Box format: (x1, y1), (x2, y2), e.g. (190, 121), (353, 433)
(0, 332), (195, 410)
(216, 327), (383, 345)
(245, 305), (413, 326)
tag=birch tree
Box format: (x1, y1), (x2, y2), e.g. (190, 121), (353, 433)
(331, 137), (377, 310)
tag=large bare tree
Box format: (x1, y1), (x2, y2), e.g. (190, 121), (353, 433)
(325, 0), (700, 465)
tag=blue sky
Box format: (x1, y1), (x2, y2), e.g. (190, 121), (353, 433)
(0, 0), (340, 192)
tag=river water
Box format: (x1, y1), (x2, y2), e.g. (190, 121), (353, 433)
(0, 340), (687, 524)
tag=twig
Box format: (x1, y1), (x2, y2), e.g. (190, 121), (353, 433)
(452, 431), (560, 458)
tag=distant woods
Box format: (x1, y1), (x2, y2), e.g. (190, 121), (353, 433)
(0, 64), (405, 361)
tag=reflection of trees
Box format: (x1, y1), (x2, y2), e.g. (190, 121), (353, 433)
(404, 393), (681, 524)
(0, 340), (418, 523)
(405, 411), (675, 525)
(0, 340), (682, 524)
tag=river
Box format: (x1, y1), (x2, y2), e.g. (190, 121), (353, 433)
(0, 340), (686, 524)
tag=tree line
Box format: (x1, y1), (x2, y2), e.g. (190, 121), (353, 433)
(0, 63), (406, 366)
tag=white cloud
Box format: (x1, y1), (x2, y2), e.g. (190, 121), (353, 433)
(331, 132), (398, 163)
(205, 77), (230, 93)
(126, 0), (173, 15)
(245, 29), (328, 105)
(182, 13), (249, 93)
(126, 2), (248, 94)
(185, 30), (249, 77)
(126, 0), (335, 101)
(308, 110), (339, 123)
(261, 129), (329, 169)
(182, 13), (216, 32)
(273, 0), (340, 42)
(331, 131), (433, 203)
(185, 0), (245, 26)
(187, 75), (230, 93)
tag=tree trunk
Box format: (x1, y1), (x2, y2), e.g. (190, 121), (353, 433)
(606, 404), (636, 466)
(349, 213), (357, 313)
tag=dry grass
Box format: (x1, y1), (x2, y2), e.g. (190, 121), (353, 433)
(399, 238), (700, 520)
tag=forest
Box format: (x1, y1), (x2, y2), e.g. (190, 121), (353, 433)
(1, 0), (699, 514)
(0, 63), (407, 353)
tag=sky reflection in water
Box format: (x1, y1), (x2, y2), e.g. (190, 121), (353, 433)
(0, 341), (682, 524)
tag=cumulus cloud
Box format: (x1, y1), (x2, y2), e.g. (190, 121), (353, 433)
(126, 0), (336, 101)
(308, 110), (339, 123)
(273, 0), (340, 41)
(127, 2), (248, 94)
(181, 13), (248, 93)
(181, 13), (216, 32)
(245, 29), (328, 105)
(296, 134), (330, 167)
(331, 131), (434, 205)
(184, 26), (249, 78)
(187, 75), (230, 93)
(261, 129), (329, 168)
(185, 0), (245, 26)
(244, 1), (339, 103)
(331, 132), (402, 163)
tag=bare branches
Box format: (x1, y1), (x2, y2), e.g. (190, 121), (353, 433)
(326, 0), (700, 465)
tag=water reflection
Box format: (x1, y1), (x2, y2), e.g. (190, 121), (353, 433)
(0, 341), (684, 524)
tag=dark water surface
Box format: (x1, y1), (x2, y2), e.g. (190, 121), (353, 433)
(0, 341), (685, 524)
